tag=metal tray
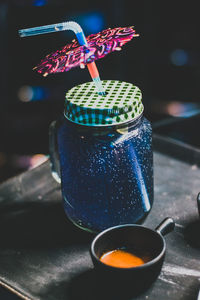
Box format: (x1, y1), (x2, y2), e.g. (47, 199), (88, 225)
(0, 134), (200, 300)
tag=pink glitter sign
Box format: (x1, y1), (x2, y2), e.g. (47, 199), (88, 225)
(34, 26), (138, 76)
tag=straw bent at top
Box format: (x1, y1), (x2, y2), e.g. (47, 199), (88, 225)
(19, 21), (106, 95)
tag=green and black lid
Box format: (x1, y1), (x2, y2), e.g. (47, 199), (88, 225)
(64, 80), (144, 126)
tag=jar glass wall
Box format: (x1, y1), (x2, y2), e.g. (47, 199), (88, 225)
(57, 114), (153, 233)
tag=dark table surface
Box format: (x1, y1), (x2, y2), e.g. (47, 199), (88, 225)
(0, 134), (200, 300)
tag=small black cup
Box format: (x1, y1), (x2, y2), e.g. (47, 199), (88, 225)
(90, 217), (174, 293)
(197, 288), (200, 300)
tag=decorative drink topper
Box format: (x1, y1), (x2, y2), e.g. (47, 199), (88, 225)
(33, 26), (138, 76)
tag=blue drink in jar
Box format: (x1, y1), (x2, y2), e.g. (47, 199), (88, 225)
(50, 80), (153, 233)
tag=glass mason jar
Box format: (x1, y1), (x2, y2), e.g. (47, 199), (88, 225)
(49, 80), (153, 233)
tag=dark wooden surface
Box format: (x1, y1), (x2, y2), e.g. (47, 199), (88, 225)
(0, 135), (200, 300)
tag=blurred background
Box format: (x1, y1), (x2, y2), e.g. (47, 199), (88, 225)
(0, 0), (200, 183)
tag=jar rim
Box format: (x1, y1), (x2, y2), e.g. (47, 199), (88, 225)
(63, 111), (144, 133)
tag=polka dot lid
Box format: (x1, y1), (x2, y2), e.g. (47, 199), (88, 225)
(64, 80), (144, 126)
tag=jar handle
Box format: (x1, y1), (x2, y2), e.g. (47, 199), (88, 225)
(49, 120), (61, 184)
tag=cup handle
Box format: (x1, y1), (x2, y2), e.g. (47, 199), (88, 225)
(49, 120), (61, 184)
(155, 217), (175, 236)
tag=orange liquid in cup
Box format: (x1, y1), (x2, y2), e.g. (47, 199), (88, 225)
(100, 249), (150, 268)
